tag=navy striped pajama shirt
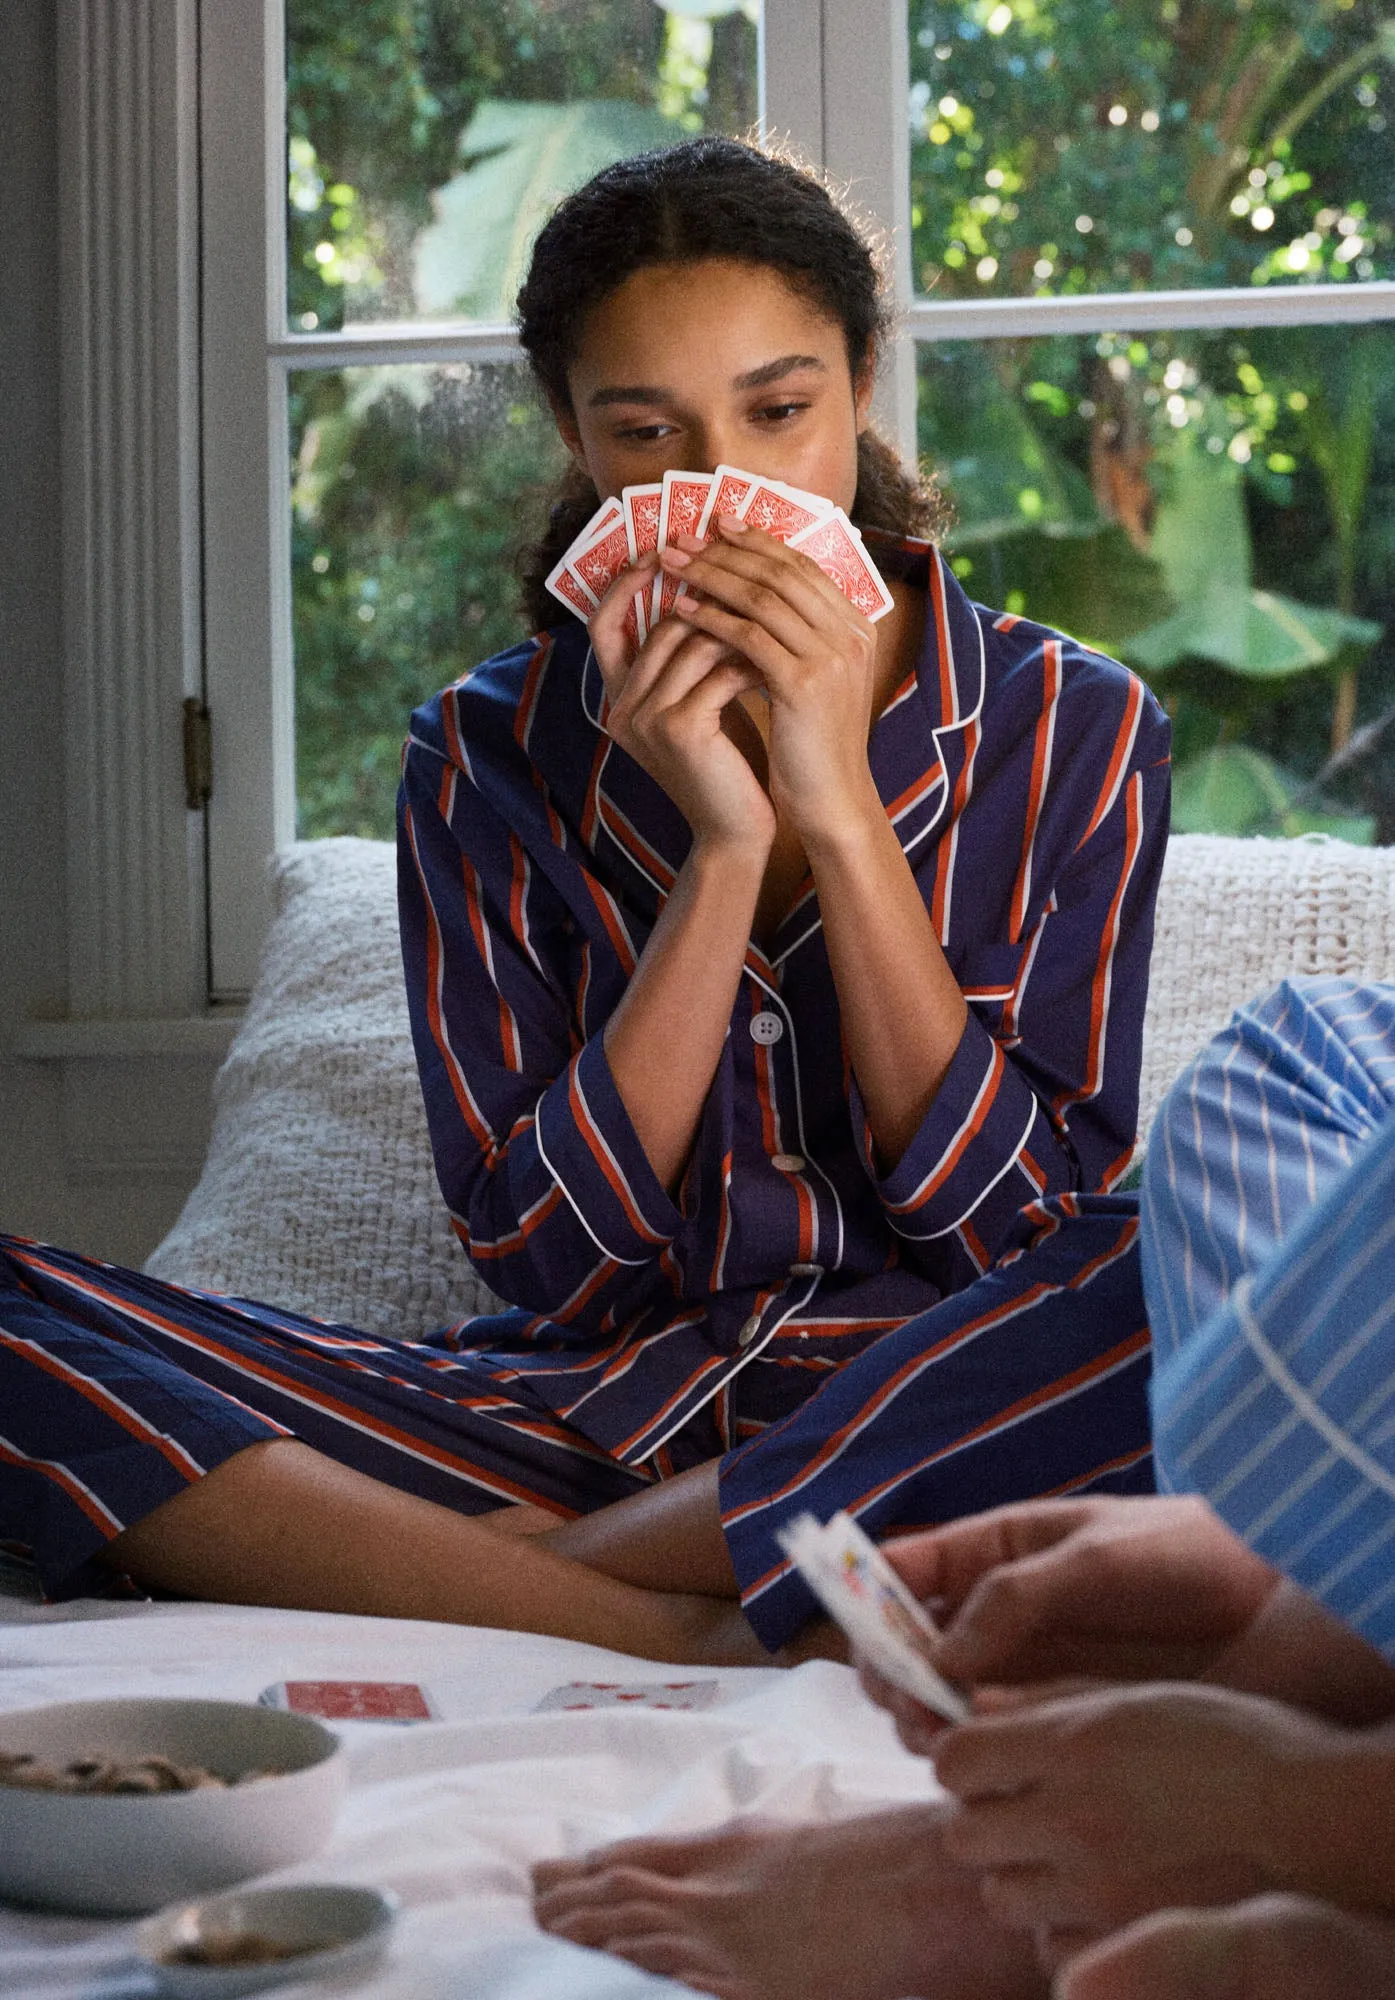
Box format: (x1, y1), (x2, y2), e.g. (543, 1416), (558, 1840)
(0, 541), (1169, 1647)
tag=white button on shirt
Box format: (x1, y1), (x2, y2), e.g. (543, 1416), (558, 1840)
(749, 1011), (784, 1045)
(771, 1152), (805, 1173)
(737, 1314), (762, 1348)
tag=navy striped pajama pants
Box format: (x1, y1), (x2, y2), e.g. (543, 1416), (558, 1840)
(0, 1196), (1152, 1649)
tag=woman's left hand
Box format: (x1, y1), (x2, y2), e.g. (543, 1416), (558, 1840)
(659, 517), (883, 838)
(931, 1681), (1363, 1937)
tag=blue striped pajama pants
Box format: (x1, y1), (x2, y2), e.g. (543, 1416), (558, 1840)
(1142, 977), (1395, 1662)
(0, 1198), (1152, 1648)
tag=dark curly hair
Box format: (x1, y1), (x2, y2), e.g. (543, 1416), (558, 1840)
(515, 136), (945, 629)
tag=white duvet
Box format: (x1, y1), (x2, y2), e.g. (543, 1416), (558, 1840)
(0, 1594), (938, 1999)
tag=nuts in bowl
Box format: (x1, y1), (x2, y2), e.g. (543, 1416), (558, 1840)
(0, 1698), (346, 1914)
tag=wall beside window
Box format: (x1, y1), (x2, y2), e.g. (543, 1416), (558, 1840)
(0, 0), (221, 1264)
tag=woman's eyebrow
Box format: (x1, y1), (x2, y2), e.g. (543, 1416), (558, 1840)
(732, 353), (826, 390)
(586, 354), (827, 409)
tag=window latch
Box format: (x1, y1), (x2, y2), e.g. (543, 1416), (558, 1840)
(182, 696), (213, 809)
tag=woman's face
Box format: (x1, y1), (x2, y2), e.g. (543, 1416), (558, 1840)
(556, 257), (873, 511)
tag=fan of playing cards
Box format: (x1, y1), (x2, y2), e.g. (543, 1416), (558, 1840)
(545, 464), (894, 647)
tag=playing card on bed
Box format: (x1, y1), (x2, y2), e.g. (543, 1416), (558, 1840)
(534, 1679), (720, 1713)
(776, 1511), (970, 1723)
(260, 1679), (441, 1723)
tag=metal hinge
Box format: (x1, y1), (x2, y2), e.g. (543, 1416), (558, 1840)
(182, 696), (213, 809)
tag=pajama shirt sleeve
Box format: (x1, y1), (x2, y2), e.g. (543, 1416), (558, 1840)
(398, 706), (682, 1334)
(852, 655), (1171, 1283)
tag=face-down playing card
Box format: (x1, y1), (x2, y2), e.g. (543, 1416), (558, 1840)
(543, 466), (895, 641)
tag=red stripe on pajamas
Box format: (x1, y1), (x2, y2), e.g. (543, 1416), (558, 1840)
(1054, 769), (1144, 1117)
(567, 1059), (670, 1246)
(1008, 639), (1061, 944)
(403, 802), (497, 1161)
(0, 1432), (123, 1536)
(0, 1330), (209, 1480)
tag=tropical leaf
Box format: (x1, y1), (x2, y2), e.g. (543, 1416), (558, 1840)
(413, 100), (690, 322)
(1146, 425), (1252, 600)
(1124, 418), (1382, 680)
(1171, 743), (1375, 844)
(921, 349), (1102, 546)
(961, 523), (1172, 652)
(1124, 584), (1382, 679)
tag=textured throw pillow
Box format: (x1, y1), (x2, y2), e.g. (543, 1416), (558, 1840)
(146, 838), (505, 1337)
(1138, 832), (1395, 1145)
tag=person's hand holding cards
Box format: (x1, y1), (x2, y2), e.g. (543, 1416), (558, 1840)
(545, 468), (895, 843)
(777, 1512), (970, 1732)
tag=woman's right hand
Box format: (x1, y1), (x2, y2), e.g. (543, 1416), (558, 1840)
(589, 555), (777, 852)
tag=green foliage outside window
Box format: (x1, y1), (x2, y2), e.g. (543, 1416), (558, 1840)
(909, 0), (1395, 840)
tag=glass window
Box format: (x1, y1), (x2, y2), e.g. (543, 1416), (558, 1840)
(290, 362), (566, 837)
(918, 321), (1395, 840)
(908, 1), (1393, 301)
(286, 1), (761, 330)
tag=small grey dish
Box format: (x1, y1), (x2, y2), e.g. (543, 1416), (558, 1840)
(135, 1883), (399, 1998)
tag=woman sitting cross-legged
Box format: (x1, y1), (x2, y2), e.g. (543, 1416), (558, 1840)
(0, 137), (1167, 1658)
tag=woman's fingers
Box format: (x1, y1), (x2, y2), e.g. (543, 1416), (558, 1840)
(589, 550), (662, 686)
(613, 627), (750, 730)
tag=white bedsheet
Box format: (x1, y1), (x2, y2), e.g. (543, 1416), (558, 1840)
(0, 1596), (939, 1999)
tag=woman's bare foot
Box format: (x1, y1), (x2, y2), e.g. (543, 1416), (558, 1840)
(532, 1803), (1046, 2000)
(1056, 1893), (1395, 2000)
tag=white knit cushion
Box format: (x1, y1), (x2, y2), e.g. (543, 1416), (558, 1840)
(148, 832), (1395, 1332)
(145, 838), (505, 1336)
(1138, 833), (1395, 1145)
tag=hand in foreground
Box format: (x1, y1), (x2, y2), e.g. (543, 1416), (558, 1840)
(589, 548), (775, 850)
(878, 1494), (1281, 1692)
(932, 1680), (1389, 1937)
(1053, 1893), (1395, 2000)
(660, 519), (883, 839)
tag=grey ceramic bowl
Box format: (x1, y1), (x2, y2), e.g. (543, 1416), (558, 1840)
(0, 1698), (346, 1915)
(136, 1883), (399, 1998)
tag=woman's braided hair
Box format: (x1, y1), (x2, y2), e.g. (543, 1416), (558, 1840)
(515, 135), (945, 630)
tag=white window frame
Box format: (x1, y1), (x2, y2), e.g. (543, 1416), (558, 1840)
(49, 0), (1395, 1022)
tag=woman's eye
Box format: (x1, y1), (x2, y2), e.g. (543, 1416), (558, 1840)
(755, 401), (809, 425)
(616, 421), (676, 443)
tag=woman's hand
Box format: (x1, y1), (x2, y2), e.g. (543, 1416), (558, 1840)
(660, 518), (884, 840)
(589, 551), (776, 851)
(932, 1681), (1386, 1936)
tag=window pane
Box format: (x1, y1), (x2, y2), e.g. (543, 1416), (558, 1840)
(290, 363), (567, 838)
(917, 322), (1395, 840)
(285, 1), (761, 331)
(909, 2), (1393, 300)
